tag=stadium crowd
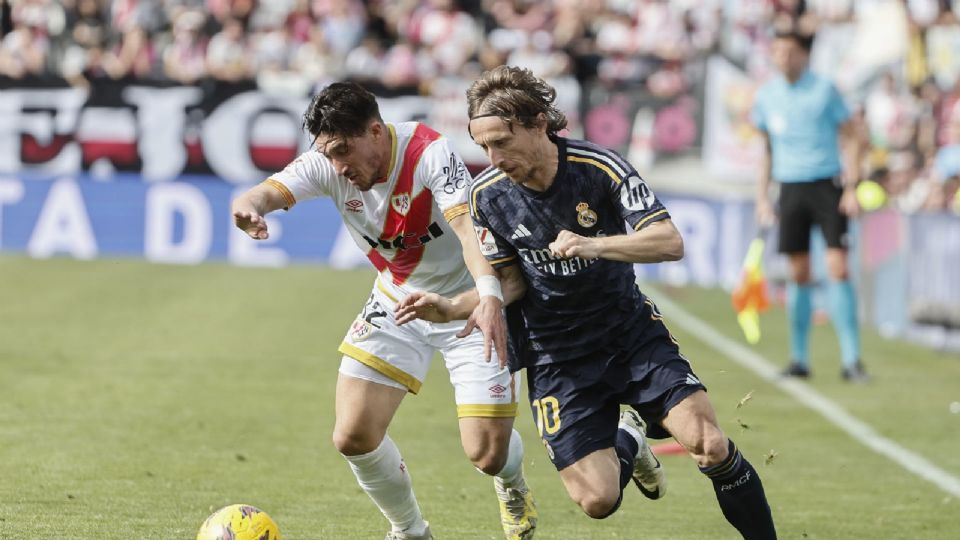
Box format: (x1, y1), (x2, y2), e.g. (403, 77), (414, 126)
(0, 0), (958, 212)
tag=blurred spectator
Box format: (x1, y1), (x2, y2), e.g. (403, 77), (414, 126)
(551, 0), (590, 51)
(925, 15), (960, 90)
(318, 0), (366, 57)
(937, 79), (960, 145)
(207, 17), (249, 81)
(251, 21), (290, 73)
(163, 10), (208, 83)
(505, 30), (571, 78)
(806, 0), (853, 23)
(487, 0), (552, 32)
(913, 78), (942, 160)
(285, 0), (314, 44)
(635, 0), (694, 61)
(207, 0), (257, 28)
(381, 38), (432, 90)
(906, 0), (940, 28)
(406, 0), (480, 76)
(289, 24), (340, 86)
(0, 1), (51, 78)
(931, 109), (960, 204)
(69, 0), (107, 51)
(102, 25), (156, 80)
(864, 71), (918, 154)
(343, 34), (385, 83)
(111, 0), (166, 35)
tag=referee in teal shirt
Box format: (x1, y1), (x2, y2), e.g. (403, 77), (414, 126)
(752, 28), (867, 382)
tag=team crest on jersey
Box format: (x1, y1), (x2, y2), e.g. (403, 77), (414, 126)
(349, 318), (375, 341)
(576, 202), (597, 228)
(475, 226), (498, 256)
(391, 193), (411, 215)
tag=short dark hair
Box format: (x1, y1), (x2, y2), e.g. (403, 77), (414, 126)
(773, 28), (814, 53)
(466, 65), (567, 137)
(302, 82), (383, 141)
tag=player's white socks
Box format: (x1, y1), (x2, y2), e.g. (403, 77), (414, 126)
(342, 435), (428, 536)
(494, 429), (524, 486)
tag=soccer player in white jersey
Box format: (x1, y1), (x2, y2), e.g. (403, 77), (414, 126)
(231, 82), (537, 540)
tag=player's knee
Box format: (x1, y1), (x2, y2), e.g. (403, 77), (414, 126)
(473, 455), (507, 476)
(332, 428), (381, 457)
(464, 443), (508, 475)
(577, 491), (621, 519)
(567, 481), (621, 519)
(692, 430), (730, 468)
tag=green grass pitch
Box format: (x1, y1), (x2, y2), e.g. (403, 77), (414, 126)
(1, 256), (958, 539)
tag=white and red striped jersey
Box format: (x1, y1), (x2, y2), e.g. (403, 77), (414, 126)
(265, 122), (474, 299)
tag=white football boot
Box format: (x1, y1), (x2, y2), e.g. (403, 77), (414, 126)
(619, 409), (667, 499)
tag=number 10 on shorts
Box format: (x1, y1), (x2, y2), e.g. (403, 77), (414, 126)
(532, 396), (561, 436)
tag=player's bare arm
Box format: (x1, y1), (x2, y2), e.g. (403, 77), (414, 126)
(394, 261), (527, 368)
(232, 183), (288, 240)
(548, 219), (683, 264)
(402, 212), (509, 366)
(395, 262), (527, 324)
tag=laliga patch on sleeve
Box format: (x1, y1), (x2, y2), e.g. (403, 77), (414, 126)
(620, 174), (656, 211)
(475, 226), (499, 255)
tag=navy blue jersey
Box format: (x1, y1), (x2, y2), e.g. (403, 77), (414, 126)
(469, 137), (671, 369)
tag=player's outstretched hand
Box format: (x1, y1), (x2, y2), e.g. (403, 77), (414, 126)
(461, 296), (509, 368)
(549, 230), (599, 259)
(395, 291), (454, 325)
(234, 210), (270, 240)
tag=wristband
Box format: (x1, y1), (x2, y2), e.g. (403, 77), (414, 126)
(476, 275), (503, 301)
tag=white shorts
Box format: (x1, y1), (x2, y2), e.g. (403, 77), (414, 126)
(338, 281), (520, 418)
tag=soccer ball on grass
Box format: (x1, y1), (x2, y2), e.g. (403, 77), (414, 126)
(197, 504), (281, 540)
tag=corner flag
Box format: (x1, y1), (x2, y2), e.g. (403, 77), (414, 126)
(731, 231), (770, 344)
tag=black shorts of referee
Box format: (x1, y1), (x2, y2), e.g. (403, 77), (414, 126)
(778, 177), (848, 254)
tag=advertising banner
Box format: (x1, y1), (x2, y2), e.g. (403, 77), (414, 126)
(0, 77), (580, 181)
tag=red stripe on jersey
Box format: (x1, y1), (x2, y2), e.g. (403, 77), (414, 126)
(381, 124), (441, 238)
(367, 249), (389, 272)
(371, 124), (442, 285)
(385, 190), (434, 284)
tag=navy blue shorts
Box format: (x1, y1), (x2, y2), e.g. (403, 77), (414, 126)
(525, 299), (706, 470)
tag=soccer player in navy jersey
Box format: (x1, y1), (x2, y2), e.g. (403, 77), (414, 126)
(396, 66), (777, 539)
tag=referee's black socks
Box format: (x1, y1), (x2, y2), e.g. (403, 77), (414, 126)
(699, 439), (777, 539)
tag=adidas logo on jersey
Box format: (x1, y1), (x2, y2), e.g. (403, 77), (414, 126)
(511, 224), (532, 240)
(685, 374), (701, 386)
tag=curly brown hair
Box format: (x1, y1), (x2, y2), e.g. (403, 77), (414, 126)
(466, 65), (567, 137)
